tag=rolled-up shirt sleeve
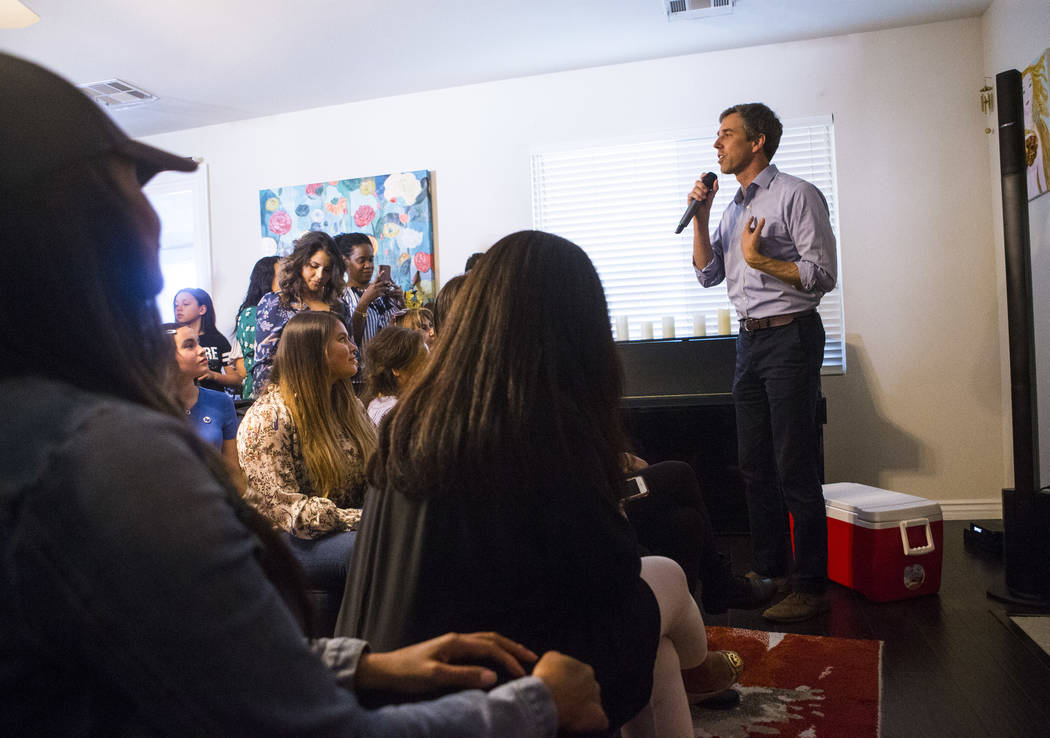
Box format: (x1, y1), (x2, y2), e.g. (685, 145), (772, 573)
(788, 184), (837, 294)
(694, 227), (727, 287)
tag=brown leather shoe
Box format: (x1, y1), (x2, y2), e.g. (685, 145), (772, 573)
(762, 592), (830, 623)
(682, 650), (744, 703)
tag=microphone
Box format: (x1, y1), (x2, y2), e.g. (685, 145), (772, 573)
(674, 172), (718, 234)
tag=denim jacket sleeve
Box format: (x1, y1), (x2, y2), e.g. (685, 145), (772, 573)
(0, 385), (556, 737)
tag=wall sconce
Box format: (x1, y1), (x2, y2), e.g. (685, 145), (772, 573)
(980, 79), (995, 115)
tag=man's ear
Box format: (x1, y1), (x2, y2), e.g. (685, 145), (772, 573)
(751, 134), (766, 154)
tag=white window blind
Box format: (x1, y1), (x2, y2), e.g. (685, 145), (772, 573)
(531, 117), (845, 373)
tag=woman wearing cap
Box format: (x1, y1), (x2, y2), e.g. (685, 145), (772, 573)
(252, 232), (348, 396)
(0, 52), (605, 737)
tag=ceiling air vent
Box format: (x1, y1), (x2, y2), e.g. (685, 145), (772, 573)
(77, 79), (157, 110)
(665, 0), (734, 22)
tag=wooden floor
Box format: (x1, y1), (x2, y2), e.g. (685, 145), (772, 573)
(706, 520), (1050, 738)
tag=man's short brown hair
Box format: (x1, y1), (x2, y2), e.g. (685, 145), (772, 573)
(720, 103), (783, 161)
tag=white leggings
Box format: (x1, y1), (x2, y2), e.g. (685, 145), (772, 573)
(622, 556), (708, 738)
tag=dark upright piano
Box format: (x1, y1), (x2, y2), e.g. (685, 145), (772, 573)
(617, 336), (825, 533)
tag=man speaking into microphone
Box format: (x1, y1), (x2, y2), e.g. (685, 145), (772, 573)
(686, 103), (837, 622)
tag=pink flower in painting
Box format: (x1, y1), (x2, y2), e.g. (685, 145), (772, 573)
(398, 213), (410, 225)
(269, 210), (292, 236)
(305, 183), (324, 197)
(325, 197), (348, 216)
(354, 204), (376, 227)
(413, 251), (432, 274)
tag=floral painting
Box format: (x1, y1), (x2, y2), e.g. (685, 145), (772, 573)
(1023, 49), (1050, 200)
(259, 170), (435, 299)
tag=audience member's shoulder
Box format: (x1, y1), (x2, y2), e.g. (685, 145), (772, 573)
(1, 377), (195, 499)
(258, 291), (281, 308)
(198, 386), (236, 411)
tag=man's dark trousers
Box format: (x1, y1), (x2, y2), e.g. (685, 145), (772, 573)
(733, 312), (827, 594)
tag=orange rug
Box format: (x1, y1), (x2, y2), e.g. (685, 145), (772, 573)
(691, 627), (882, 738)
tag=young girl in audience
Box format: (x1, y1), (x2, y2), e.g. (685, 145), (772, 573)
(166, 322), (240, 476)
(391, 307), (436, 349)
(337, 230), (742, 736)
(362, 326), (428, 425)
(253, 232), (347, 395)
(1, 52), (606, 737)
(172, 287), (242, 395)
(233, 255), (281, 400)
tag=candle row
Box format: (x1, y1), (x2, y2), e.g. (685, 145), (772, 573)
(615, 309), (733, 341)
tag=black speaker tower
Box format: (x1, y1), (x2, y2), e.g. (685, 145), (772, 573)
(989, 69), (1050, 607)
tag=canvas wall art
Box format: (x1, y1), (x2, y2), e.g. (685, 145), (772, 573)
(1023, 49), (1050, 200)
(259, 170), (435, 300)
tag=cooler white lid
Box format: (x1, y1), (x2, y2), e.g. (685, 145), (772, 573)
(822, 482), (942, 523)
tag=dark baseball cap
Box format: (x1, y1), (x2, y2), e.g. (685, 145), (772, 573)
(1, 51), (197, 192)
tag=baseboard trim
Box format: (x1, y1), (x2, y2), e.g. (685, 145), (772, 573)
(939, 499), (1002, 520)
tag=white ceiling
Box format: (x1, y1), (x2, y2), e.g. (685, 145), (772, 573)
(2, 0), (991, 137)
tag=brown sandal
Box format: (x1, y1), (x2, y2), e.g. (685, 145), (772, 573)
(681, 649), (744, 704)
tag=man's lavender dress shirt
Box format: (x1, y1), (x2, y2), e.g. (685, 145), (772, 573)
(694, 164), (837, 319)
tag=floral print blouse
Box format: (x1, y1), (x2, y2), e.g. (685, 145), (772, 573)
(237, 386), (365, 539)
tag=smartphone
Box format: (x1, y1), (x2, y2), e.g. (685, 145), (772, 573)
(377, 264), (391, 283)
(618, 475), (650, 518)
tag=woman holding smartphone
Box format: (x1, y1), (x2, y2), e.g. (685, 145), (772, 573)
(335, 233), (403, 393)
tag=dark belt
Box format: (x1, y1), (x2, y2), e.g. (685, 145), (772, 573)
(740, 309), (815, 332)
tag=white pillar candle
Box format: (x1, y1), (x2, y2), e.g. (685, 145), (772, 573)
(717, 308), (732, 335)
(693, 313), (707, 337)
(640, 321), (654, 340)
(615, 315), (629, 341)
(662, 316), (675, 339)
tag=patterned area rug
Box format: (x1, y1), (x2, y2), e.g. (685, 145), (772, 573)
(691, 627), (882, 738)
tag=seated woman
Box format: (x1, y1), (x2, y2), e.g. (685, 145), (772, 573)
(361, 326), (429, 425)
(233, 255), (282, 400)
(173, 287), (242, 395)
(253, 231), (347, 395)
(336, 230), (742, 736)
(165, 322), (240, 476)
(239, 310), (374, 539)
(239, 310), (376, 632)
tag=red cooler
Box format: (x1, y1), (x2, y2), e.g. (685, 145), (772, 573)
(822, 482), (943, 602)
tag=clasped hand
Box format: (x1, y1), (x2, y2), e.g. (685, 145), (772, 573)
(356, 631), (608, 732)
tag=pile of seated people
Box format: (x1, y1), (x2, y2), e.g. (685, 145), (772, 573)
(3, 51), (779, 737)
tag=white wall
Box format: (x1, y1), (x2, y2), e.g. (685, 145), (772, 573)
(982, 0), (1050, 488)
(144, 17), (1003, 504)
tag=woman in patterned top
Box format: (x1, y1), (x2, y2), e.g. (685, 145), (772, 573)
(252, 232), (348, 396)
(233, 255), (282, 400)
(238, 310), (376, 539)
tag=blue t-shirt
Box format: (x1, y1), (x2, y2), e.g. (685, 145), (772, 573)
(188, 387), (238, 450)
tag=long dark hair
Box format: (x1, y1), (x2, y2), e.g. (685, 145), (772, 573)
(277, 231), (346, 309)
(432, 274), (467, 335)
(271, 312), (375, 505)
(174, 287), (218, 334)
(0, 155), (316, 634)
(235, 256), (281, 328)
(372, 230), (627, 505)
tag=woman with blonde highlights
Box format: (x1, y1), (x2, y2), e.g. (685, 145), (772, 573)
(239, 310), (376, 539)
